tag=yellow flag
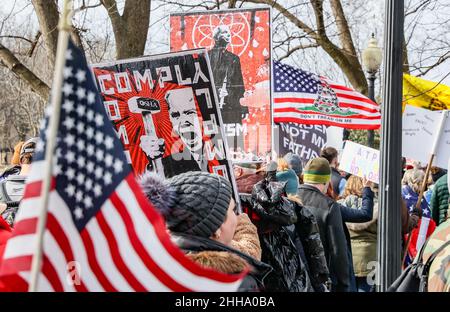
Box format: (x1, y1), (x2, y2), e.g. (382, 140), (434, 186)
(403, 74), (450, 111)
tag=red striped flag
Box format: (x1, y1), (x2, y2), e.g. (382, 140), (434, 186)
(0, 39), (244, 292)
(273, 61), (381, 130)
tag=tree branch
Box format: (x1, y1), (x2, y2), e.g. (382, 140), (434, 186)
(27, 31), (42, 57)
(243, 0), (318, 39)
(0, 43), (50, 100)
(0, 35), (34, 44)
(31, 0), (59, 66)
(329, 0), (357, 57)
(416, 52), (450, 77)
(278, 43), (319, 61)
(311, 0), (326, 37)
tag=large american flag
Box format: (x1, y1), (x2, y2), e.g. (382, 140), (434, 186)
(273, 61), (381, 130)
(0, 39), (244, 291)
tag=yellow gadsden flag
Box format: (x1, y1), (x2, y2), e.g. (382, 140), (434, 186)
(403, 74), (450, 111)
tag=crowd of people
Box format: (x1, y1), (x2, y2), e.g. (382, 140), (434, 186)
(0, 139), (449, 292)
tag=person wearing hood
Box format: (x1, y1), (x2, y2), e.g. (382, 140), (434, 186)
(276, 157), (299, 196)
(140, 171), (271, 292)
(0, 137), (38, 227)
(0, 141), (24, 183)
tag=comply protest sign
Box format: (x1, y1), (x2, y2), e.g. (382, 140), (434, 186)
(91, 50), (237, 191)
(339, 141), (380, 183)
(402, 104), (450, 169)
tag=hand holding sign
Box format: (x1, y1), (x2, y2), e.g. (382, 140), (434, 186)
(140, 135), (165, 159)
(363, 176), (373, 188)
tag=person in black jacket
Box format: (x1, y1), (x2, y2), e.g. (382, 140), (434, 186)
(298, 157), (352, 292)
(240, 161), (329, 292)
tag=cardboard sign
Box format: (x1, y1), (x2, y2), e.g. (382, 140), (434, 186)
(339, 141), (380, 183)
(275, 122), (327, 164)
(402, 105), (450, 168)
(170, 8), (272, 161)
(91, 50), (238, 196)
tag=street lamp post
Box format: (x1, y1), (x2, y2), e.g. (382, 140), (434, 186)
(377, 0), (404, 292)
(362, 34), (382, 148)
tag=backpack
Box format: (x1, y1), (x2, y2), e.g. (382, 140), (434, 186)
(388, 238), (450, 292)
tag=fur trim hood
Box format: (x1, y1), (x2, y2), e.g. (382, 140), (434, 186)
(187, 250), (248, 274)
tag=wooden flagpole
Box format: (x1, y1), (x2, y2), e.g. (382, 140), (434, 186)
(28, 0), (73, 292)
(402, 110), (448, 264)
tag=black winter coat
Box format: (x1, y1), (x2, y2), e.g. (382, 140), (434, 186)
(292, 204), (330, 291)
(298, 184), (352, 292)
(241, 177), (328, 292)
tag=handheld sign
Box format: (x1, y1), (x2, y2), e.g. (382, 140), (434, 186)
(402, 105), (450, 168)
(339, 141), (380, 183)
(275, 122), (327, 163)
(91, 50), (241, 208)
(170, 8), (273, 161)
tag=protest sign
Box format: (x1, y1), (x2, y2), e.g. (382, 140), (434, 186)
(276, 122), (327, 164)
(402, 104), (450, 168)
(339, 141), (380, 183)
(170, 8), (272, 161)
(91, 50), (237, 194)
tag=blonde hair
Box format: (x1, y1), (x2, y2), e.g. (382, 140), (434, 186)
(277, 157), (289, 171)
(402, 168), (425, 194)
(288, 194), (303, 205)
(343, 175), (364, 198)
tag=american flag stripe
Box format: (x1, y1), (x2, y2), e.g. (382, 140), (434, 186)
(43, 235), (73, 292)
(47, 215), (90, 292)
(47, 196), (103, 291)
(18, 271), (53, 291)
(94, 210), (153, 291)
(273, 61), (381, 129)
(3, 160), (245, 291)
(274, 92), (380, 114)
(1, 39), (244, 292)
(275, 103), (380, 117)
(274, 116), (381, 130)
(80, 228), (122, 291)
(41, 257), (64, 291)
(274, 108), (381, 119)
(109, 193), (191, 291)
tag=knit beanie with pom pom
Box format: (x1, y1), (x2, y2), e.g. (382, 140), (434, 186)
(140, 171), (232, 238)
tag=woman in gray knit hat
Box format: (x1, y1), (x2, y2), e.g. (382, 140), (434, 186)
(140, 171), (272, 291)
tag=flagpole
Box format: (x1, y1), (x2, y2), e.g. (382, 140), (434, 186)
(29, 0), (73, 292)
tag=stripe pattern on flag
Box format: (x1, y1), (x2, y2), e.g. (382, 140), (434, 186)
(273, 61), (381, 130)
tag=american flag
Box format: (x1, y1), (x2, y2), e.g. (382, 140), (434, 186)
(402, 185), (436, 266)
(273, 61), (381, 130)
(0, 39), (244, 291)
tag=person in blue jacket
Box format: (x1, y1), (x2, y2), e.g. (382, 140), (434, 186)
(276, 156), (299, 196)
